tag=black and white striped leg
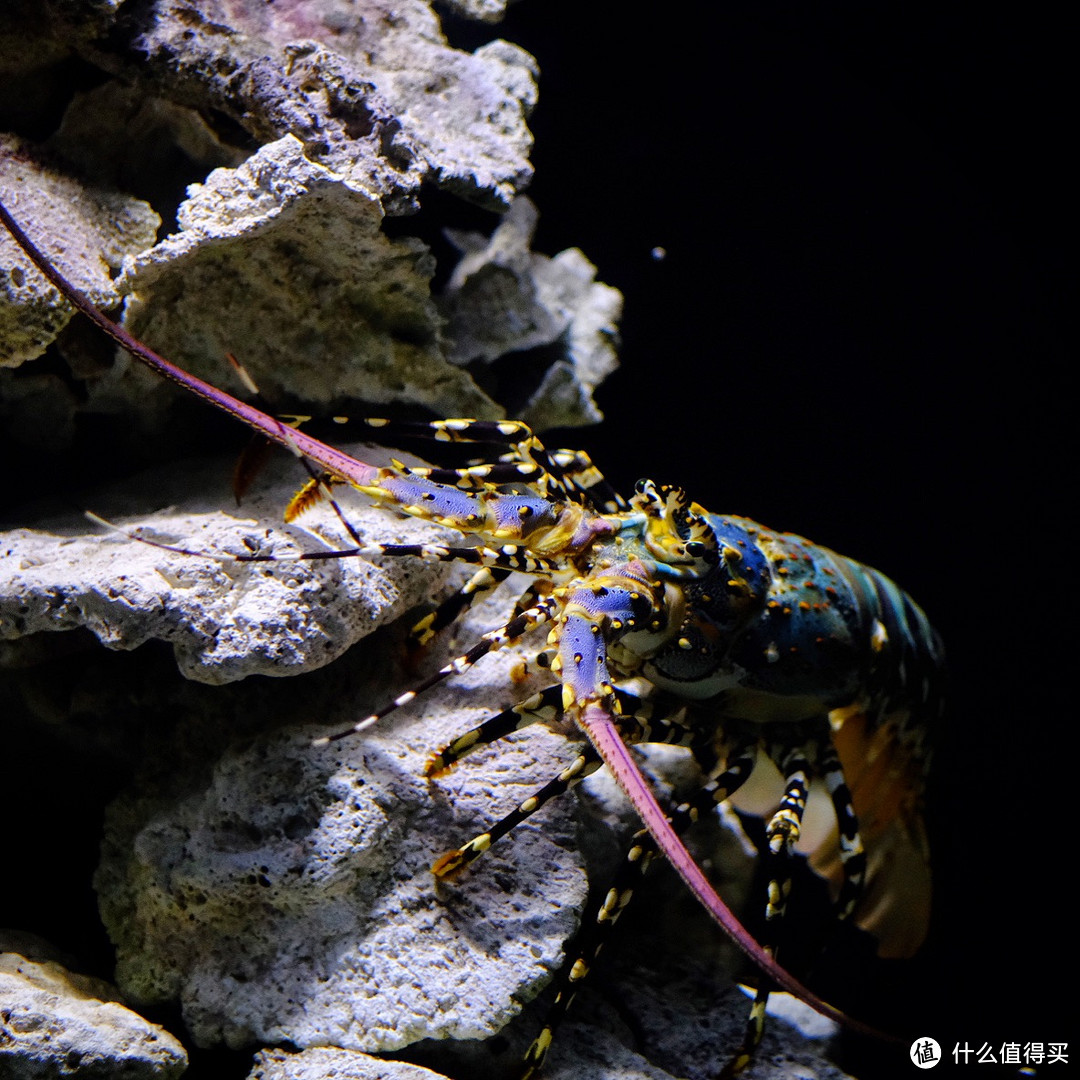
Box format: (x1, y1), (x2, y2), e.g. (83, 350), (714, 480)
(407, 566), (514, 649)
(413, 445), (625, 512)
(544, 448), (628, 512)
(520, 738), (760, 1080)
(410, 569), (557, 654)
(358, 418), (582, 505)
(425, 685), (695, 778)
(428, 692), (700, 875)
(354, 418), (627, 512)
(817, 734), (866, 920)
(311, 597), (561, 746)
(432, 744), (604, 878)
(424, 684), (565, 778)
(723, 743), (813, 1077)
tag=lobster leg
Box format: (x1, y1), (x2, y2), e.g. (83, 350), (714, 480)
(520, 738), (761, 1080)
(432, 746), (605, 879)
(429, 693), (701, 877)
(353, 420), (627, 516)
(818, 734), (866, 920)
(408, 566), (515, 649)
(412, 452), (625, 511)
(546, 448), (628, 512)
(409, 423), (627, 511)
(426, 685), (692, 778)
(312, 597), (562, 745)
(410, 542), (566, 652)
(724, 741), (815, 1077)
(425, 684), (566, 778)
(354, 418), (587, 506)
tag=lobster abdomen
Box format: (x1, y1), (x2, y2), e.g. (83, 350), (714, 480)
(644, 514), (944, 726)
(641, 514), (942, 958)
(736, 518), (943, 722)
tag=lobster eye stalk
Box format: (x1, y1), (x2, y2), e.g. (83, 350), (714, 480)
(630, 478), (719, 571)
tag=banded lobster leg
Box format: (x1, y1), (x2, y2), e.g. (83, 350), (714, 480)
(817, 729), (867, 922)
(520, 734), (762, 1079)
(722, 740), (814, 1077)
(312, 595), (565, 745)
(425, 686), (699, 878)
(352, 417), (627, 512)
(286, 417), (625, 648)
(425, 683), (693, 778)
(721, 723), (868, 1077)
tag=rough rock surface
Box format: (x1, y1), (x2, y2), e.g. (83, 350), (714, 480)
(44, 0), (538, 213)
(92, 567), (588, 1053)
(0, 952), (188, 1079)
(440, 196), (623, 430)
(0, 134), (160, 366)
(1, 138), (622, 449)
(248, 1047), (451, 1080)
(103, 135), (498, 428)
(0, 2), (619, 440)
(0, 445), (456, 683)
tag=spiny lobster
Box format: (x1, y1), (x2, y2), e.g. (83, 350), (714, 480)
(1, 198), (944, 1077)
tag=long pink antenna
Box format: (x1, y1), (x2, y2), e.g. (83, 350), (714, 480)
(0, 199), (378, 490)
(579, 703), (897, 1042)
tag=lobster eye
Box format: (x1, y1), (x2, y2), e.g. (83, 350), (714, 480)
(685, 540), (707, 558)
(634, 478), (648, 493)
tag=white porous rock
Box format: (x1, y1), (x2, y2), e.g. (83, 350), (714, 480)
(1, 7), (621, 444)
(46, 0), (537, 212)
(102, 135), (498, 428)
(249, 1046), (452, 1079)
(0, 133), (160, 367)
(0, 445), (455, 684)
(440, 197), (623, 429)
(434, 0), (513, 26)
(94, 586), (589, 1054)
(0, 952), (187, 1079)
